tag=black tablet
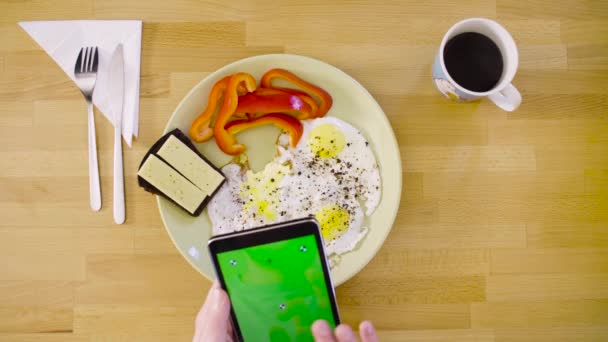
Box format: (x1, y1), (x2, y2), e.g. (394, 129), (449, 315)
(208, 217), (340, 341)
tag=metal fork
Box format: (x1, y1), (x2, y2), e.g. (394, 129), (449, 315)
(74, 47), (101, 211)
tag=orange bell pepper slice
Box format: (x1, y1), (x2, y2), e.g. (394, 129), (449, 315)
(189, 76), (249, 143)
(213, 73), (257, 155)
(189, 76), (231, 143)
(225, 113), (303, 147)
(260, 69), (333, 117)
(234, 91), (314, 120)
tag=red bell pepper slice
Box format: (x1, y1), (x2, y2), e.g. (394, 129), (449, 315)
(225, 113), (303, 147)
(250, 87), (319, 118)
(260, 69), (333, 117)
(234, 91), (314, 120)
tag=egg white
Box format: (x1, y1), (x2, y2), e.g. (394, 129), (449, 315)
(208, 117), (382, 259)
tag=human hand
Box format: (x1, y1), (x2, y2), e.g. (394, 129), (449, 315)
(193, 283), (377, 342)
(312, 319), (378, 342)
(193, 281), (234, 342)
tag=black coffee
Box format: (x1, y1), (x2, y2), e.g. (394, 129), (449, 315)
(443, 32), (503, 92)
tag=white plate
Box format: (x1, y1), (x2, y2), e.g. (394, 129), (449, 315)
(159, 54), (402, 286)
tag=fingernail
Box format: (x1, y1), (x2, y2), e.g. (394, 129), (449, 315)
(312, 320), (332, 336)
(336, 324), (356, 340)
(361, 321), (375, 336)
(314, 320), (330, 330)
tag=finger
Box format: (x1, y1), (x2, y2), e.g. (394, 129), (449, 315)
(195, 281), (231, 341)
(201, 286), (231, 340)
(194, 281), (221, 330)
(359, 321), (378, 342)
(311, 320), (337, 342)
(335, 324), (357, 342)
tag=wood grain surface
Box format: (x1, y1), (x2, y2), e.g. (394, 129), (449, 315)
(1, 1), (607, 341)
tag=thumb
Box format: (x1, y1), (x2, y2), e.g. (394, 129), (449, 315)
(194, 282), (231, 341)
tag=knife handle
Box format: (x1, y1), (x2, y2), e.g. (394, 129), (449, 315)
(113, 124), (125, 224)
(87, 102), (102, 212)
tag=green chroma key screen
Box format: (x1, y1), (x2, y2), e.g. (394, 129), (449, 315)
(217, 234), (336, 341)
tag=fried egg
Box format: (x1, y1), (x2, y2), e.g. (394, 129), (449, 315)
(208, 117), (381, 259)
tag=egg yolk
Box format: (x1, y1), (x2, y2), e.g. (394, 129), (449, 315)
(308, 124), (346, 158)
(315, 205), (350, 241)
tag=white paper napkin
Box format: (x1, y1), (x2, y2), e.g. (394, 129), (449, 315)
(19, 20), (142, 147)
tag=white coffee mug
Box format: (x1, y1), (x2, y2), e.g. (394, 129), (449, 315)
(432, 18), (522, 111)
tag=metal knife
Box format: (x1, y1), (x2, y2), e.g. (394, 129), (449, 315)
(109, 44), (125, 224)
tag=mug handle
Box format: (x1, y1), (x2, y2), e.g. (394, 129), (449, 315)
(488, 84), (522, 112)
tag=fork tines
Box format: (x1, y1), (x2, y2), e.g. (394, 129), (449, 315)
(75, 46), (99, 74)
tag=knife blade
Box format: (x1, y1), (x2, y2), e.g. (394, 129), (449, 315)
(109, 44), (125, 224)
(109, 45), (124, 130)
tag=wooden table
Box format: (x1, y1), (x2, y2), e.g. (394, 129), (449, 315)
(2, 1), (608, 341)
